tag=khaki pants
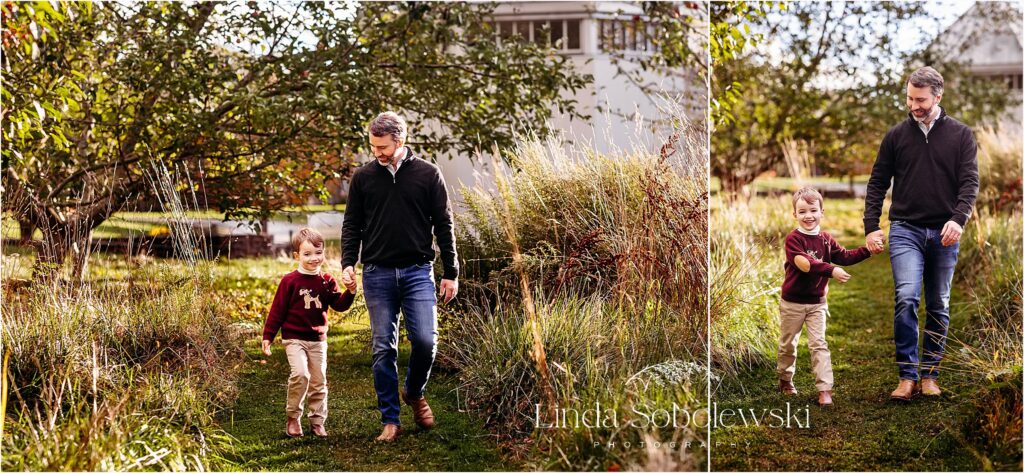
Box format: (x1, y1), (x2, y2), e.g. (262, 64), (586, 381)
(777, 300), (833, 392)
(283, 339), (328, 425)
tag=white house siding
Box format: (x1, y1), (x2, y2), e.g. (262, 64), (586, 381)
(930, 2), (1024, 132)
(435, 1), (703, 206)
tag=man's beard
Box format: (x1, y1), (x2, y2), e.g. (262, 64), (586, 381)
(910, 104), (935, 122)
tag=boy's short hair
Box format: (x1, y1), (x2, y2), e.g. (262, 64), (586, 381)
(792, 187), (824, 211)
(292, 228), (325, 252)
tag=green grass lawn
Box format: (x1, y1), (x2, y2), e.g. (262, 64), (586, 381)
(221, 316), (517, 471)
(2, 204), (346, 240)
(211, 256), (514, 471)
(710, 243), (985, 471)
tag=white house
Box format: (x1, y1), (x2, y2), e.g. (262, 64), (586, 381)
(929, 2), (1023, 131)
(432, 1), (706, 201)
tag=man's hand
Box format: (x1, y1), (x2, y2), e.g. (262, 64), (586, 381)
(439, 278), (458, 304)
(866, 230), (886, 254)
(262, 339), (272, 356)
(940, 220), (963, 247)
(341, 275), (357, 293)
(341, 265), (356, 288)
(832, 267), (852, 283)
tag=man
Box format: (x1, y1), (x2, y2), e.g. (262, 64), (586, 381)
(341, 111), (459, 441)
(863, 66), (979, 402)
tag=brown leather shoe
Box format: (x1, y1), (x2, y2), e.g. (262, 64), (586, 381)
(311, 424), (327, 438)
(890, 379), (918, 402)
(818, 390), (833, 407)
(375, 424), (401, 442)
(920, 378), (941, 397)
(402, 389), (436, 429)
(779, 380), (798, 395)
(286, 417), (303, 437)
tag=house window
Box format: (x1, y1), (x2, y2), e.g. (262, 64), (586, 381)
(600, 19), (657, 53)
(981, 73), (1024, 90)
(492, 19), (581, 51)
(566, 19), (580, 49)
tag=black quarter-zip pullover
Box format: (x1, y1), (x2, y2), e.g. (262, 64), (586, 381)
(341, 148), (459, 280)
(864, 108), (979, 234)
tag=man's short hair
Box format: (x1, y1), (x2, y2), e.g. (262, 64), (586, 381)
(909, 66), (944, 97)
(292, 227), (325, 252)
(368, 111), (408, 142)
(792, 187), (824, 212)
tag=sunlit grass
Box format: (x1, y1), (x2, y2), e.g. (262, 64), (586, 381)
(445, 115), (709, 471)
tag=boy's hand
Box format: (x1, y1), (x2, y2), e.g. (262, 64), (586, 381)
(832, 267), (852, 283)
(261, 339), (272, 356)
(341, 266), (356, 288)
(866, 230), (885, 253)
(343, 278), (357, 293)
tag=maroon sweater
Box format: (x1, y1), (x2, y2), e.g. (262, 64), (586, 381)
(782, 229), (871, 304)
(263, 271), (355, 342)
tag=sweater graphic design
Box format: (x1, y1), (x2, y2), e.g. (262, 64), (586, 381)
(300, 288), (322, 309)
(804, 249), (821, 261)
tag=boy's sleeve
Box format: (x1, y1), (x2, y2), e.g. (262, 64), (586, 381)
(785, 234), (835, 276)
(262, 278), (290, 342)
(826, 233), (872, 266)
(323, 274), (355, 312)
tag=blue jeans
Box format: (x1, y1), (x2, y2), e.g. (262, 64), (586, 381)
(362, 262), (438, 426)
(889, 221), (959, 381)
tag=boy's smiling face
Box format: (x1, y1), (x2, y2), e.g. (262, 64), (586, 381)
(793, 197), (823, 231)
(295, 240), (325, 272)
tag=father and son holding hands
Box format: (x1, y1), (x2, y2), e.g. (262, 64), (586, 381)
(777, 66), (978, 407)
(258, 65), (978, 441)
(262, 112), (458, 442)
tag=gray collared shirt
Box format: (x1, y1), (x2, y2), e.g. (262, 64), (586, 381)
(915, 105), (942, 137)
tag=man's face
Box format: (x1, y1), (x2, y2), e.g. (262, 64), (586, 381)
(793, 198), (823, 231)
(369, 134), (403, 165)
(906, 82), (942, 121)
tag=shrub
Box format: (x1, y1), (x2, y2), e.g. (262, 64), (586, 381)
(2, 259), (240, 471)
(442, 116), (709, 470)
(975, 127), (1022, 213)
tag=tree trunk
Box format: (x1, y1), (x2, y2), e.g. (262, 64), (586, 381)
(34, 229), (69, 283)
(18, 220), (35, 245)
(717, 169), (757, 200)
(70, 232), (93, 282)
(33, 219), (94, 283)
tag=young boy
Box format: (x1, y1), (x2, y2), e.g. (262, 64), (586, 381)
(778, 187), (876, 407)
(262, 228), (356, 437)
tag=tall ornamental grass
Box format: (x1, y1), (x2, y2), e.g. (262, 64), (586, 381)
(945, 218), (1023, 469)
(940, 128), (1023, 471)
(441, 116), (710, 471)
(2, 261), (240, 471)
